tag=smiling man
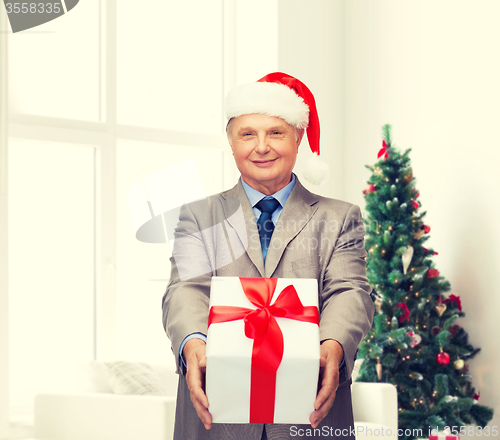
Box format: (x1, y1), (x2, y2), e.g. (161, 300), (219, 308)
(229, 114), (303, 196)
(162, 72), (374, 440)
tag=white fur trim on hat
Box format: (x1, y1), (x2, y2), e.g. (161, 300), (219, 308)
(225, 82), (310, 129)
(303, 153), (330, 186)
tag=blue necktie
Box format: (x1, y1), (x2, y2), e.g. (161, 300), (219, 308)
(255, 198), (280, 261)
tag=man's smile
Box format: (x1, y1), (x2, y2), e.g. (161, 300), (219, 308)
(251, 158), (278, 167)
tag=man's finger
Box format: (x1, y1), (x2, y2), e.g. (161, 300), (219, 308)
(314, 357), (336, 410)
(310, 343), (341, 428)
(185, 343), (212, 429)
(309, 387), (336, 428)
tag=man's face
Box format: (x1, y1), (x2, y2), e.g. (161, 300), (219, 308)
(229, 114), (303, 195)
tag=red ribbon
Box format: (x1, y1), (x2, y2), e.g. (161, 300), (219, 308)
(208, 277), (319, 423)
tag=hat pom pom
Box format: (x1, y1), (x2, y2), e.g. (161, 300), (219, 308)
(303, 153), (330, 185)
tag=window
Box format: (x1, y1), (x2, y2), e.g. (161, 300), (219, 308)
(8, 139), (96, 412)
(6, 0), (238, 418)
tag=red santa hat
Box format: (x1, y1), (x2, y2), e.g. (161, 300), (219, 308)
(224, 72), (330, 185)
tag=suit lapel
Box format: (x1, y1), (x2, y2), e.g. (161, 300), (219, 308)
(265, 179), (319, 277)
(221, 181), (265, 277)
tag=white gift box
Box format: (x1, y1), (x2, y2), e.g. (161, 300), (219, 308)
(206, 276), (320, 424)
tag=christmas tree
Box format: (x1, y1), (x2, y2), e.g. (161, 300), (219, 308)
(356, 124), (494, 439)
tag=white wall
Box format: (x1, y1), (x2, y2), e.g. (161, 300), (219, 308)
(344, 0), (500, 433)
(278, 0), (345, 200)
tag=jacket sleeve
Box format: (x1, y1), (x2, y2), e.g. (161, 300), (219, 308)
(319, 203), (375, 380)
(161, 201), (214, 375)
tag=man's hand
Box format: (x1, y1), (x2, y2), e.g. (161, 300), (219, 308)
(309, 339), (344, 429)
(183, 339), (212, 430)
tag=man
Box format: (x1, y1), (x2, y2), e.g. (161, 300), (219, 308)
(162, 72), (374, 440)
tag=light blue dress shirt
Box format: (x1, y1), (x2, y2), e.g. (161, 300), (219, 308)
(240, 172), (296, 225)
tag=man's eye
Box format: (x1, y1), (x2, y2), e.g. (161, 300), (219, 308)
(272, 131), (283, 135)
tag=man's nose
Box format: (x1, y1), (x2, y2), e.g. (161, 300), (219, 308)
(254, 134), (270, 154)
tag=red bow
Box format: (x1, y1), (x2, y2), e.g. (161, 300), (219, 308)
(378, 140), (389, 159)
(208, 277), (319, 423)
(395, 302), (410, 323)
(443, 294), (462, 311)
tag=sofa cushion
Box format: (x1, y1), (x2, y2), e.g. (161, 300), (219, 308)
(104, 361), (167, 396)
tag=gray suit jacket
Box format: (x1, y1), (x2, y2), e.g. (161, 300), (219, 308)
(162, 177), (374, 440)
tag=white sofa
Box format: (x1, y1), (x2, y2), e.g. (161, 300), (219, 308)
(34, 360), (397, 440)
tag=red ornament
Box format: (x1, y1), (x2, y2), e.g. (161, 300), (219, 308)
(423, 225), (431, 234)
(436, 352), (450, 365)
(414, 191), (420, 198)
(427, 269), (439, 278)
(411, 200), (419, 210)
(378, 140), (389, 160)
(395, 303), (410, 323)
(473, 392), (480, 401)
(363, 184), (377, 195)
(443, 294), (462, 311)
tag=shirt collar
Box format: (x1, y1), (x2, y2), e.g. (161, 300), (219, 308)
(240, 173), (296, 208)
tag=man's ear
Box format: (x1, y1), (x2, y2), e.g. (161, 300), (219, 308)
(296, 128), (305, 149)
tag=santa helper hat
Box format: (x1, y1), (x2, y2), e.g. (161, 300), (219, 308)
(224, 72), (330, 185)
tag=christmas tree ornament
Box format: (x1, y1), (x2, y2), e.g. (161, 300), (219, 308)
(431, 326), (442, 336)
(449, 324), (461, 339)
(411, 200), (419, 210)
(454, 359), (465, 370)
(375, 298), (382, 312)
(423, 225), (431, 234)
(363, 184), (377, 195)
(376, 358), (382, 380)
(407, 331), (422, 347)
(403, 167), (413, 184)
(427, 269), (439, 278)
(436, 350), (450, 366)
(443, 294), (462, 311)
(373, 166), (383, 176)
(401, 245), (414, 274)
(391, 316), (398, 329)
(435, 303), (447, 317)
(413, 228), (425, 240)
